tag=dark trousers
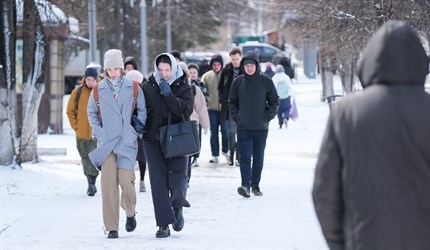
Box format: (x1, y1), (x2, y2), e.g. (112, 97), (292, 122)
(143, 140), (190, 226)
(208, 110), (229, 156)
(277, 97), (292, 126)
(228, 113), (239, 161)
(138, 161), (146, 181)
(137, 138), (147, 180)
(188, 125), (202, 183)
(237, 129), (269, 188)
(76, 137), (99, 177)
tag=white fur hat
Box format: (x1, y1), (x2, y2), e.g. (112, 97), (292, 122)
(125, 70), (144, 83)
(104, 49), (124, 70)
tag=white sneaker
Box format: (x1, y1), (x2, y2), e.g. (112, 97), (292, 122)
(284, 118), (288, 128)
(221, 152), (230, 162)
(139, 180), (146, 192)
(209, 156), (219, 163)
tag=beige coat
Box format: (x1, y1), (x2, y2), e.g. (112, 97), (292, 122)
(190, 85), (210, 131)
(201, 70), (221, 111)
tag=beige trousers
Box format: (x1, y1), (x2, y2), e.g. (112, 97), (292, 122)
(101, 153), (136, 231)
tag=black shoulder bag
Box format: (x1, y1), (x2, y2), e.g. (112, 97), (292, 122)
(158, 100), (200, 159)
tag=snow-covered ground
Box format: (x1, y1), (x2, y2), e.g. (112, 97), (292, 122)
(1, 72), (339, 250)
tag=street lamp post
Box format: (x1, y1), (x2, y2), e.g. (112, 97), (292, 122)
(166, 0), (172, 52)
(140, 1), (148, 76)
(88, 0), (97, 63)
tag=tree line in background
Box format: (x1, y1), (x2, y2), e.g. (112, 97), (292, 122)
(2, 0), (430, 166)
(284, 0), (430, 95)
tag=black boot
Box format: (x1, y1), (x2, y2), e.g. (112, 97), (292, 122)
(107, 230), (118, 239)
(172, 207), (184, 232)
(156, 225), (170, 238)
(125, 214), (137, 232)
(87, 176), (97, 196)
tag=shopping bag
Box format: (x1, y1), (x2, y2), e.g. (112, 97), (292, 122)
(289, 97), (299, 121)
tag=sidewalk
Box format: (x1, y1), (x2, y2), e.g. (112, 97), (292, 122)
(1, 76), (330, 250)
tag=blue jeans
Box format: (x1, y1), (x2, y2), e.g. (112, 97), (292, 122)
(277, 97), (291, 126)
(237, 129), (269, 188)
(208, 110), (229, 156)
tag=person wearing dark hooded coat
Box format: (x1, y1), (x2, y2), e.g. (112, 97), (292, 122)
(141, 53), (193, 238)
(218, 47), (243, 166)
(124, 56), (138, 72)
(228, 51), (279, 198)
(312, 20), (430, 250)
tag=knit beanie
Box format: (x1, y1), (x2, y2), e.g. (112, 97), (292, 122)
(275, 65), (285, 73)
(104, 49), (124, 70)
(84, 67), (98, 79)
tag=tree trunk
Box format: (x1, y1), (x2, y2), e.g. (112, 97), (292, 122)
(17, 0), (46, 165)
(0, 0), (17, 166)
(319, 51), (334, 101)
(339, 58), (353, 94)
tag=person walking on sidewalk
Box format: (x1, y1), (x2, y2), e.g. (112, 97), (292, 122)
(228, 51), (279, 198)
(312, 20), (430, 250)
(141, 53), (193, 238)
(125, 69), (147, 192)
(219, 47), (243, 166)
(187, 63), (209, 168)
(179, 61), (209, 180)
(66, 66), (100, 196)
(272, 64), (293, 129)
(202, 54), (229, 164)
(87, 49), (147, 239)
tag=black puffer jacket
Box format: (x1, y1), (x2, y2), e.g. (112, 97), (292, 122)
(312, 20), (430, 250)
(142, 74), (193, 141)
(228, 51), (279, 130)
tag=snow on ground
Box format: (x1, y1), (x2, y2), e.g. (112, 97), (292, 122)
(1, 73), (340, 250)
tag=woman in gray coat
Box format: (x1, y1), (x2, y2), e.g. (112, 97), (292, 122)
(88, 49), (147, 239)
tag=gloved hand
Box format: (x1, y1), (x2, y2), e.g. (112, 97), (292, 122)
(203, 128), (208, 135)
(159, 79), (171, 96)
(132, 115), (145, 134)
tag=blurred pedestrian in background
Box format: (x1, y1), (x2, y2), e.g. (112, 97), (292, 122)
(272, 64), (293, 129)
(219, 47), (243, 166)
(66, 66), (100, 196)
(202, 54), (229, 164)
(125, 69), (147, 192)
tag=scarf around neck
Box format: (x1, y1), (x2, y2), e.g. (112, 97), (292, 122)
(106, 77), (123, 99)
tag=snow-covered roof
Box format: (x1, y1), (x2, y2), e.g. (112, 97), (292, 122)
(16, 0), (67, 25)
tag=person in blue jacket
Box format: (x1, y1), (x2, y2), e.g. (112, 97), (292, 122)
(87, 49), (146, 239)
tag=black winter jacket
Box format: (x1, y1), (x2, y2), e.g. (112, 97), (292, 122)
(228, 52), (279, 130)
(312, 20), (430, 250)
(218, 62), (243, 120)
(142, 74), (194, 141)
